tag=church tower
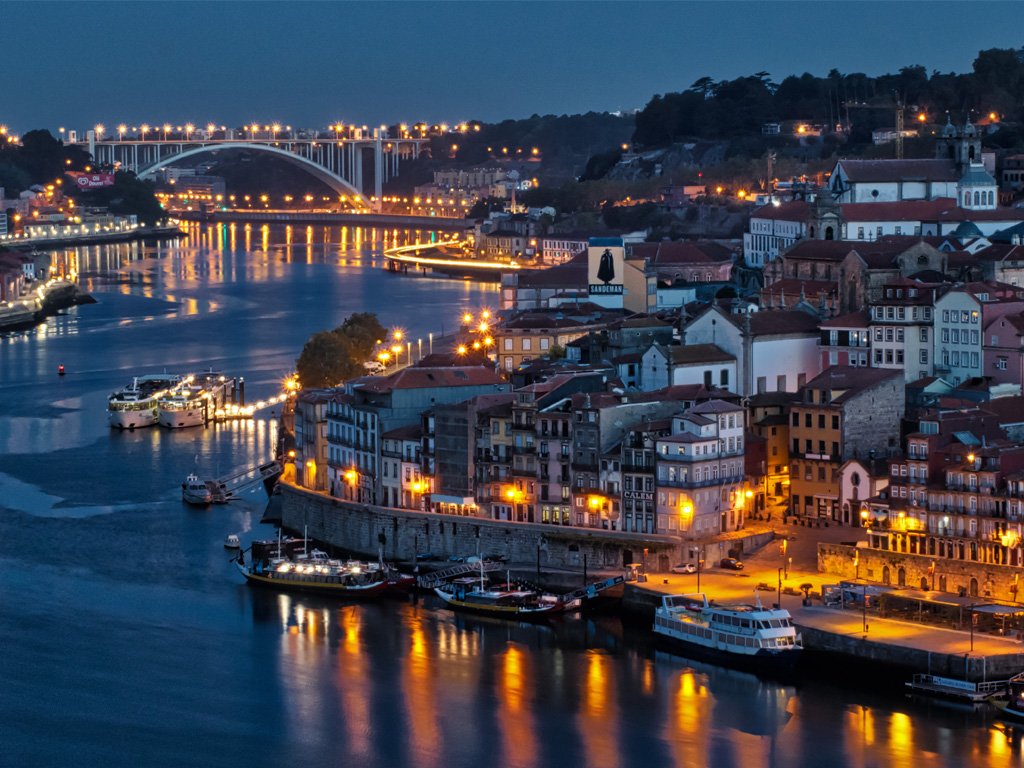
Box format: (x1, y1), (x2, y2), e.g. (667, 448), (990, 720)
(935, 115), (982, 174)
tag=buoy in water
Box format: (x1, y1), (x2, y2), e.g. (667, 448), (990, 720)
(58, 365), (65, 376)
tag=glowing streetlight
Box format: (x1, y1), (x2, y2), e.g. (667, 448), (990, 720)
(117, 124), (127, 140)
(456, 344), (468, 356)
(140, 123), (150, 140)
(462, 312), (473, 324)
(162, 123), (171, 141)
(206, 123), (216, 136)
(94, 123), (105, 140)
(185, 123), (195, 140)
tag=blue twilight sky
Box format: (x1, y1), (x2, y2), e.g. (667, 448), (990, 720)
(4, 1), (1024, 134)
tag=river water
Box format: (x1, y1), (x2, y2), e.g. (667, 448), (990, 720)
(0, 223), (1020, 767)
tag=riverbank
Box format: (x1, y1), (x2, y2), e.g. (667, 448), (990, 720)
(0, 280), (94, 332)
(175, 208), (472, 231)
(3, 223), (184, 251)
(278, 480), (1024, 684)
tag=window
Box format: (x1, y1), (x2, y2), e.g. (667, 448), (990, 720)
(941, 328), (949, 343)
(818, 414), (825, 429)
(522, 339), (532, 352)
(896, 328), (904, 342)
(792, 411), (799, 426)
(874, 328), (883, 342)
(885, 328), (894, 342)
(920, 349), (928, 364)
(857, 227), (865, 239)
(920, 328), (928, 342)
(720, 369), (729, 386)
(540, 338), (550, 351)
(805, 413), (812, 428)
(874, 349), (883, 364)
(942, 310), (949, 323)
(832, 415), (839, 429)
(503, 338), (513, 351)
(998, 356), (1008, 370)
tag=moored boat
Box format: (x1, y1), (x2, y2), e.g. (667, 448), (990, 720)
(905, 673), (1006, 704)
(182, 473), (214, 505)
(991, 672), (1024, 721)
(107, 373), (182, 429)
(434, 571), (577, 620)
(653, 593), (803, 676)
(235, 540), (412, 598)
(158, 371), (234, 428)
(224, 534), (241, 549)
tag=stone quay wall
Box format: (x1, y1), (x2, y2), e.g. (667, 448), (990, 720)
(819, 543), (1024, 602)
(282, 482), (679, 571)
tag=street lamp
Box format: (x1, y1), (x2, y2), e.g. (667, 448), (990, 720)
(777, 567), (784, 609)
(94, 123), (105, 140)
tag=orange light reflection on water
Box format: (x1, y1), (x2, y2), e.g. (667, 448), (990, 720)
(577, 651), (618, 768)
(497, 644), (536, 768)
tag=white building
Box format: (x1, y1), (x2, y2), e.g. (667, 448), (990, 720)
(640, 343), (737, 392)
(683, 306), (821, 397)
(744, 201), (810, 266)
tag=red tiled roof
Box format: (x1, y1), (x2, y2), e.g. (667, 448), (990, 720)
(820, 309), (870, 329)
(355, 366), (506, 393)
(630, 241), (734, 265)
(836, 159), (959, 183)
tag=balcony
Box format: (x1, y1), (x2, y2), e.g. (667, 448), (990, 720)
(512, 465), (537, 477)
(512, 444), (536, 455)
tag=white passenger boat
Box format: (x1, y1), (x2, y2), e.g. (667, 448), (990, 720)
(653, 593), (803, 675)
(158, 371), (233, 429)
(107, 373), (182, 429)
(182, 473), (214, 504)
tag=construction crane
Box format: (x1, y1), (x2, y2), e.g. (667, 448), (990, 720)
(842, 91), (910, 159)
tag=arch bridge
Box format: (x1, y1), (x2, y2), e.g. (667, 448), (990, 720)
(76, 131), (426, 211)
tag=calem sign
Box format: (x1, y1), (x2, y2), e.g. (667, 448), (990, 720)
(588, 236), (624, 307)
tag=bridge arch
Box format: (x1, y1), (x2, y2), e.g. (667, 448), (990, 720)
(135, 142), (368, 209)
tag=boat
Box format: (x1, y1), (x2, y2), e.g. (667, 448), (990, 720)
(158, 371), (233, 429)
(653, 593), (803, 676)
(991, 672), (1024, 720)
(182, 473), (214, 505)
(563, 575), (627, 613)
(235, 539), (412, 597)
(107, 373), (182, 429)
(224, 534), (241, 549)
(905, 673), (1007, 704)
(433, 566), (577, 620)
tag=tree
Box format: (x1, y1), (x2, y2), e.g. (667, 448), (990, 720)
(295, 312), (389, 388)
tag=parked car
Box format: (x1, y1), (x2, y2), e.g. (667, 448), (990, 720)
(719, 557), (744, 570)
(671, 563), (697, 574)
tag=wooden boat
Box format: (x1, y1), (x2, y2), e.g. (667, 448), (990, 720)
(434, 566), (578, 620)
(235, 540), (411, 598)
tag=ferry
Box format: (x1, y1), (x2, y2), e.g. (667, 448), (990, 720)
(107, 373), (182, 429)
(653, 593), (803, 676)
(905, 673), (1007, 705)
(158, 371), (233, 428)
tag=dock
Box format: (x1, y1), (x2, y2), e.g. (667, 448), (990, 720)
(202, 460), (282, 503)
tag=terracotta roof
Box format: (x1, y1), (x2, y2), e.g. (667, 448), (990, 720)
(666, 343), (736, 365)
(731, 309), (821, 337)
(689, 398), (744, 414)
(630, 241), (734, 265)
(836, 159), (959, 183)
(355, 366), (506, 393)
(781, 240), (855, 262)
(820, 309), (870, 329)
(802, 365), (902, 402)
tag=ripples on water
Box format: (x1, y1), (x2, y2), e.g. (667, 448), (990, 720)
(0, 225), (1021, 767)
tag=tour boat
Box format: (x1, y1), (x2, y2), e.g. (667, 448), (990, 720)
(107, 373), (182, 429)
(182, 473), (214, 505)
(158, 371), (232, 429)
(235, 540), (412, 597)
(992, 672), (1024, 721)
(434, 569), (577, 620)
(905, 673), (1006, 705)
(653, 593), (803, 675)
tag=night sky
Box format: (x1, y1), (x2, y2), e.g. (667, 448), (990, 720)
(5, 1), (1024, 133)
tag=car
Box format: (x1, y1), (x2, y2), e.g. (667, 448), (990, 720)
(719, 557), (744, 570)
(671, 563), (697, 574)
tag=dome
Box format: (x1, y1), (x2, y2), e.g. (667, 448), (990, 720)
(958, 164), (996, 187)
(952, 220), (983, 239)
(963, 119), (977, 138)
(942, 116), (957, 138)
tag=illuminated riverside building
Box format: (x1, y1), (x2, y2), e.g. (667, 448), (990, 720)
(654, 400), (750, 548)
(840, 403), (1024, 599)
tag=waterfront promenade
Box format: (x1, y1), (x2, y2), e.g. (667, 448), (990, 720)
(175, 208), (472, 231)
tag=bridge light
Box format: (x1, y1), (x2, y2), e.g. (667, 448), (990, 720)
(206, 123), (216, 135)
(117, 124), (127, 139)
(94, 123), (104, 139)
(185, 123), (195, 137)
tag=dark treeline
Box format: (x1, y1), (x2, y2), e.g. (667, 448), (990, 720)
(633, 48), (1024, 148)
